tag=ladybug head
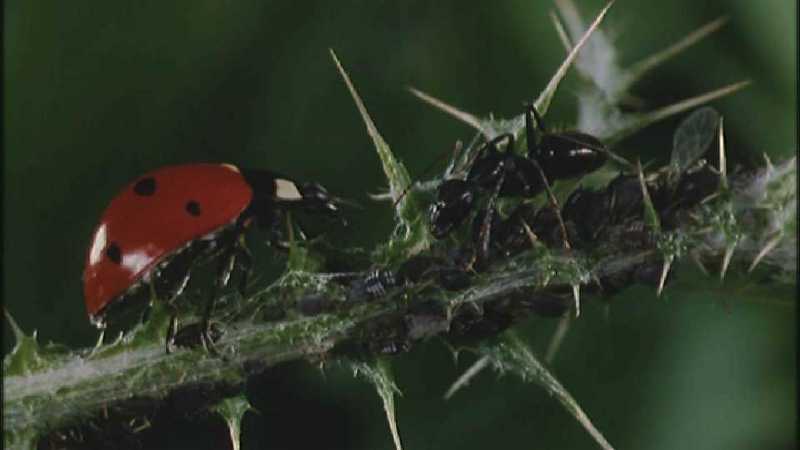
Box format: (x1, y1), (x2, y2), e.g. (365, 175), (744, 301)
(297, 182), (340, 216)
(272, 177), (352, 224)
(242, 168), (352, 226)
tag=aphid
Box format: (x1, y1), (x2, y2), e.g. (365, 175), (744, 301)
(656, 107), (722, 226)
(561, 187), (611, 244)
(296, 293), (333, 317)
(508, 287), (572, 318)
(449, 302), (515, 340)
(396, 253), (474, 291)
(349, 269), (398, 300)
(83, 163), (343, 351)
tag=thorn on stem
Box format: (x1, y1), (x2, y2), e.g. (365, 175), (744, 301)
(572, 284), (581, 317)
(657, 257), (673, 297)
(4, 308), (26, 343)
(691, 252), (710, 276)
(520, 220), (540, 249)
(443, 355), (491, 400)
(407, 87), (486, 135)
(720, 243), (736, 280)
(718, 117), (728, 189)
(748, 234), (781, 273)
(546, 315), (572, 364)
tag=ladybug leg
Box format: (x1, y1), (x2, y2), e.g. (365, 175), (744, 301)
(152, 249), (195, 301)
(198, 247), (237, 354)
(234, 240), (253, 297)
(151, 254), (194, 354)
(165, 312), (178, 354)
(266, 209), (291, 250)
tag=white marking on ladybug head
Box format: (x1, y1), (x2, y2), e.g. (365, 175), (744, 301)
(88, 224), (107, 265)
(274, 178), (303, 201)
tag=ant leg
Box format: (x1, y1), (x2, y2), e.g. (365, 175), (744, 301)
(524, 104), (571, 249)
(477, 171), (506, 265)
(524, 103), (543, 156)
(533, 161), (572, 250)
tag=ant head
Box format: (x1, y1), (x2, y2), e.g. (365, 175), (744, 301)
(429, 179), (475, 239)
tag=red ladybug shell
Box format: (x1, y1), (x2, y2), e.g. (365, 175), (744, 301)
(83, 163), (253, 320)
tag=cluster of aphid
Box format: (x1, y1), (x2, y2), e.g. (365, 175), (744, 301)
(425, 104), (722, 269)
(340, 106), (723, 348)
(82, 104), (722, 354)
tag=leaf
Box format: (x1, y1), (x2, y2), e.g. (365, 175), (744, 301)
(408, 87), (488, 135)
(443, 355), (490, 400)
(350, 359), (404, 450)
(551, 0), (743, 148)
(602, 81), (747, 144)
(535, 0), (615, 115)
(480, 333), (615, 450)
(3, 309), (46, 376)
(637, 159), (661, 233)
(5, 430), (38, 450)
(671, 106), (721, 173)
(621, 17), (728, 91)
(331, 50), (427, 244)
(554, 0), (622, 94)
(214, 396), (252, 450)
(411, 0), (614, 141)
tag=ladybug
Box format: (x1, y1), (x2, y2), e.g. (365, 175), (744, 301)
(83, 163), (342, 351)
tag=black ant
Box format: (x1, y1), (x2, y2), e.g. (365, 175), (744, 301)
(430, 104), (609, 263)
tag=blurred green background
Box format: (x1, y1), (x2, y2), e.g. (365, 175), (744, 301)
(4, 1), (795, 449)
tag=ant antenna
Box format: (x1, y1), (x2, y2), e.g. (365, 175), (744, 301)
(525, 103), (548, 134)
(393, 133), (516, 209)
(392, 141), (464, 208)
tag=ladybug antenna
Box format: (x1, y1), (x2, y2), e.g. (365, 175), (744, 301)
(331, 195), (363, 210)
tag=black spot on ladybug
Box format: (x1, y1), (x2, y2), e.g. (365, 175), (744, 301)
(133, 177), (157, 196)
(105, 243), (122, 264)
(185, 201), (202, 217)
